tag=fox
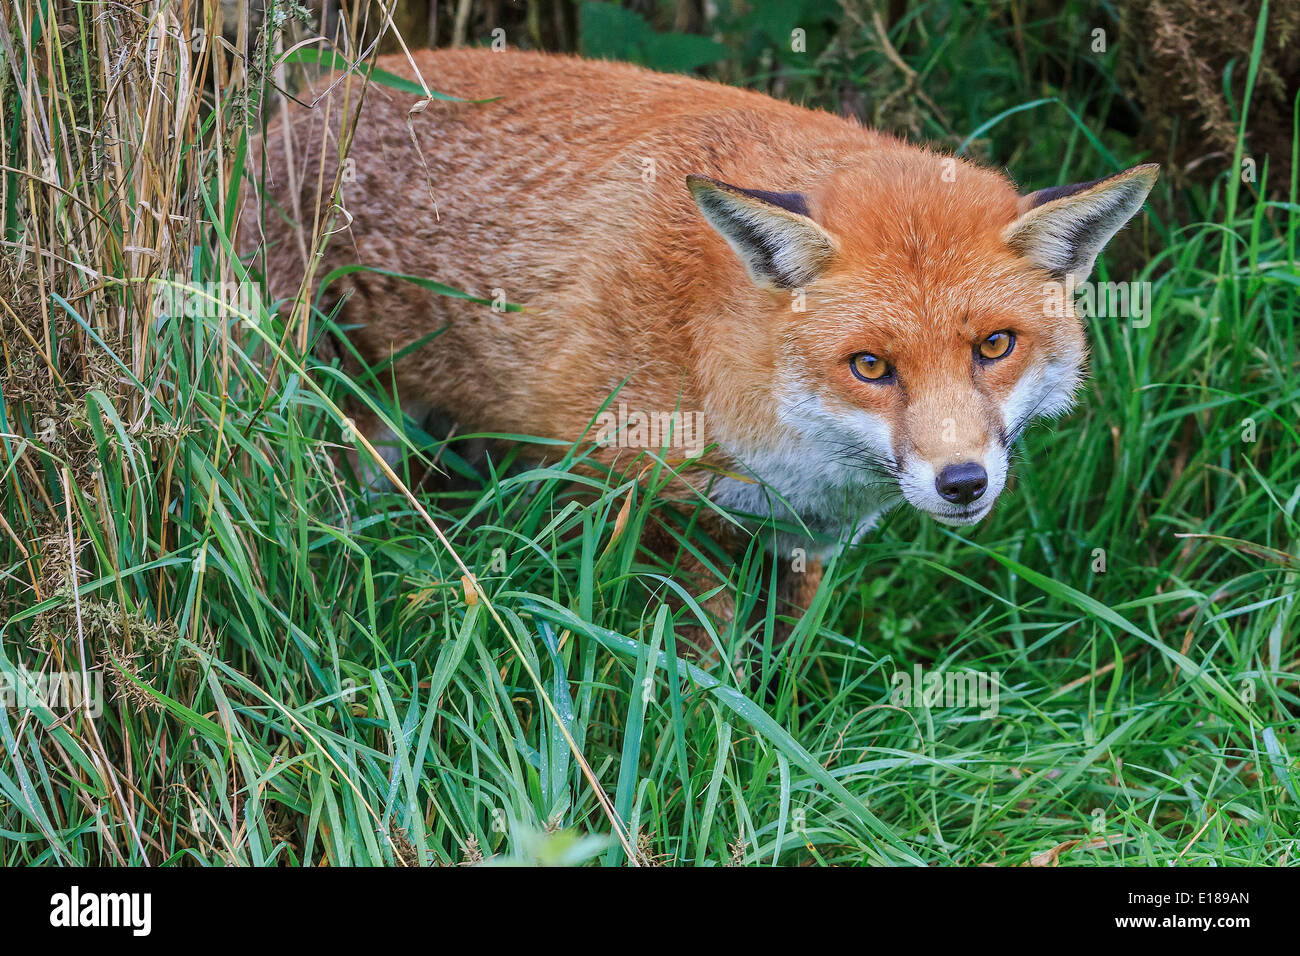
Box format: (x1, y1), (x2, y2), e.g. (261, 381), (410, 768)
(245, 48), (1156, 650)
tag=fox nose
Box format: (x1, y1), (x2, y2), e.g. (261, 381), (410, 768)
(936, 462), (987, 505)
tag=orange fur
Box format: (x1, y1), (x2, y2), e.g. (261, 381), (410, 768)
(244, 49), (1155, 641)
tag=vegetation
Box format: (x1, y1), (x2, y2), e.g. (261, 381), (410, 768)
(0, 0), (1295, 866)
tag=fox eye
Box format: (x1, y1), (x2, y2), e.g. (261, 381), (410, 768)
(849, 352), (893, 382)
(977, 331), (1015, 362)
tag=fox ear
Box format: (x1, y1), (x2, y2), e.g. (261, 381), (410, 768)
(687, 175), (837, 289)
(1004, 164), (1158, 283)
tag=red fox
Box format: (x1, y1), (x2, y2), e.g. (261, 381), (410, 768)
(246, 48), (1156, 641)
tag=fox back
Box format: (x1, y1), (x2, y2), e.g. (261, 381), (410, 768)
(248, 48), (1155, 549)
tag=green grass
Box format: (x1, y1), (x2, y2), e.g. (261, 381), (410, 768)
(0, 0), (1296, 866)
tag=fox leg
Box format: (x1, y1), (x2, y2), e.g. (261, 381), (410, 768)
(637, 518), (736, 669)
(339, 400), (434, 491)
(771, 554), (824, 642)
(637, 516), (828, 668)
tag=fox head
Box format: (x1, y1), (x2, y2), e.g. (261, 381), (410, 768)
(687, 155), (1157, 529)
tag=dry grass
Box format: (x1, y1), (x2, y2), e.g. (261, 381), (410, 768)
(1, 1), (1295, 867)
